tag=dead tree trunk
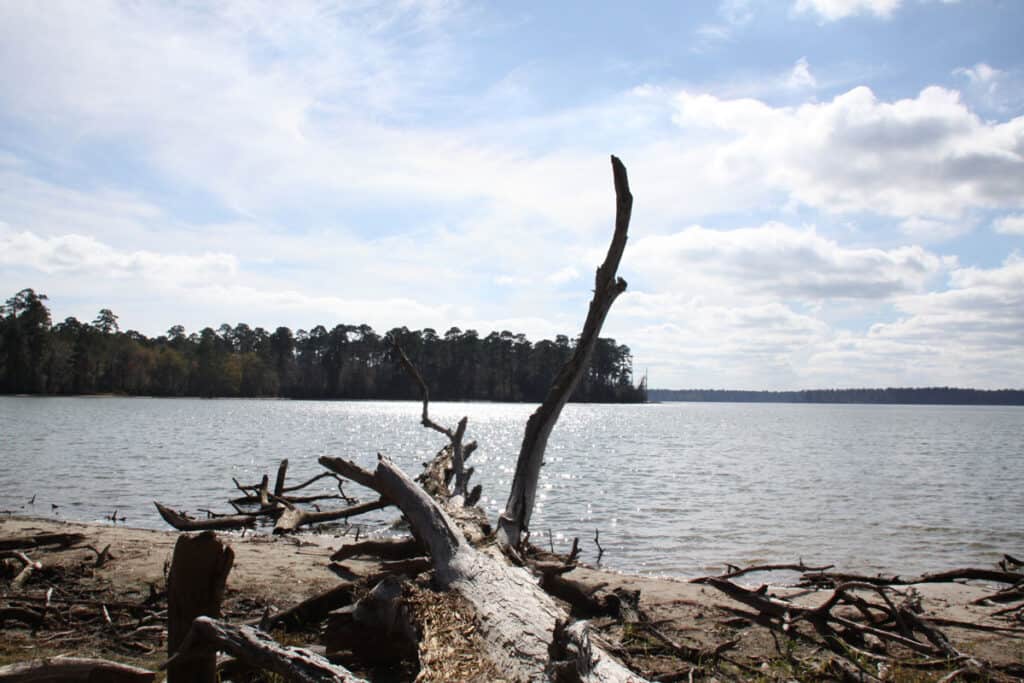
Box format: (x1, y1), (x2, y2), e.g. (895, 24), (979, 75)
(165, 616), (365, 683)
(319, 454), (645, 681)
(166, 531), (234, 683)
(498, 154), (633, 549)
(273, 458), (289, 498)
(0, 657), (155, 682)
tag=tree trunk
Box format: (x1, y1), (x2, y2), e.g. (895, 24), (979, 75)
(166, 531), (234, 683)
(0, 657), (154, 682)
(166, 616), (365, 683)
(498, 155), (633, 549)
(321, 454), (645, 681)
(154, 502), (256, 532)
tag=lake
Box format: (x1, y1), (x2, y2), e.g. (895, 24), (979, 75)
(1, 396), (1021, 578)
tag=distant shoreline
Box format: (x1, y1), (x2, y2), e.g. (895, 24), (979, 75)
(649, 387), (1024, 406)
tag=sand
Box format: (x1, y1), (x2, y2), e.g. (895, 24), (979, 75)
(1, 515), (1022, 680)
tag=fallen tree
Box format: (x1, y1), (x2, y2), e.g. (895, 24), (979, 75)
(310, 155), (642, 681)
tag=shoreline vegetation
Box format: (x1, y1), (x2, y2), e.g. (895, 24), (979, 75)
(649, 387), (1024, 406)
(0, 288), (645, 403)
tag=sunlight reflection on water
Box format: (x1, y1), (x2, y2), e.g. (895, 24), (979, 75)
(1, 397), (1022, 577)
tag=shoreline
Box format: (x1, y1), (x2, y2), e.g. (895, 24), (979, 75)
(3, 515), (1021, 680)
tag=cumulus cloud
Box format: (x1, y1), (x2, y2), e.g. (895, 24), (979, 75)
(993, 214), (1024, 235)
(628, 223), (954, 301)
(546, 267), (580, 285)
(0, 228), (238, 285)
(786, 57), (817, 89)
(900, 216), (972, 241)
(954, 63), (1002, 86)
(793, 0), (902, 21)
(671, 85), (1024, 220)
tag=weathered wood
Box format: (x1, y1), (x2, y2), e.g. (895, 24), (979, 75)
(322, 453), (644, 680)
(273, 458), (289, 498)
(154, 502), (256, 532)
(257, 474), (270, 507)
(802, 567), (1024, 588)
(0, 607), (44, 629)
(263, 583), (355, 632)
(498, 155), (633, 549)
(0, 533), (84, 552)
(324, 576), (418, 664)
(166, 531), (234, 683)
(391, 336), (471, 497)
(0, 656), (155, 682)
(164, 616), (365, 683)
(271, 497), (389, 534)
(2, 550), (41, 590)
(330, 537), (422, 562)
(709, 560), (835, 580)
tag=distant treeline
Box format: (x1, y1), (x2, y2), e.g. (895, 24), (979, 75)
(0, 288), (646, 403)
(649, 388), (1024, 406)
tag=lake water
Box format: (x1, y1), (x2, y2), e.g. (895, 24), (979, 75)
(1, 397), (1021, 578)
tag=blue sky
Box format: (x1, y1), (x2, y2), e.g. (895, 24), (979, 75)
(1, 0), (1022, 390)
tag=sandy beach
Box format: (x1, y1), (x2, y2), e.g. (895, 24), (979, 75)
(2, 515), (1021, 681)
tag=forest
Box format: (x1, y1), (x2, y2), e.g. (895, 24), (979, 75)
(0, 288), (646, 403)
(649, 387), (1024, 405)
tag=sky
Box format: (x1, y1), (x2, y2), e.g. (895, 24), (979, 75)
(1, 0), (1022, 390)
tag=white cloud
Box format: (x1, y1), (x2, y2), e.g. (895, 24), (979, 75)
(0, 228), (238, 285)
(546, 267), (580, 285)
(671, 86), (1024, 219)
(794, 0), (902, 21)
(628, 223), (953, 301)
(786, 57), (817, 89)
(993, 214), (1024, 235)
(900, 216), (972, 241)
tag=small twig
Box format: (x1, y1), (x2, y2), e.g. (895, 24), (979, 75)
(594, 529), (604, 565)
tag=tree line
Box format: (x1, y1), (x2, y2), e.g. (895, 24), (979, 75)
(648, 387), (1024, 406)
(0, 289), (646, 402)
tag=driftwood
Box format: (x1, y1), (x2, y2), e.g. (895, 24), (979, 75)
(163, 616), (365, 683)
(707, 560), (835, 581)
(154, 502), (256, 532)
(0, 533), (84, 552)
(695, 575), (1024, 680)
(324, 576), (418, 664)
(391, 337), (474, 498)
(802, 567), (1024, 588)
(1, 551), (42, 590)
(272, 496), (390, 534)
(0, 656), (155, 682)
(498, 155), (632, 550)
(321, 452), (644, 680)
(0, 606), (44, 630)
(330, 537), (422, 562)
(262, 583), (355, 632)
(166, 531), (233, 683)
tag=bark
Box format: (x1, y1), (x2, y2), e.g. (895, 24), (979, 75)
(392, 337), (471, 497)
(164, 616), (365, 683)
(321, 454), (645, 681)
(154, 502), (256, 532)
(2, 551), (42, 590)
(263, 583), (355, 632)
(0, 533), (84, 552)
(330, 537), (422, 562)
(272, 497), (389, 534)
(324, 576), (418, 664)
(166, 531), (234, 683)
(273, 458), (289, 498)
(0, 657), (155, 682)
(498, 155), (633, 549)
